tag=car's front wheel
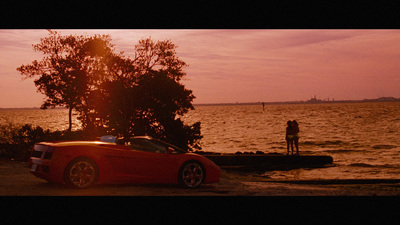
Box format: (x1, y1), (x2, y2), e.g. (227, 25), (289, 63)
(179, 161), (205, 188)
(64, 157), (98, 188)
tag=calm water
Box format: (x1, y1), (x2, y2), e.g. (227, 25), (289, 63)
(1, 102), (400, 180)
(0, 108), (81, 131)
(183, 102), (400, 180)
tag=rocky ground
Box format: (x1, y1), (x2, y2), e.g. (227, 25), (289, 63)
(1, 158), (400, 196)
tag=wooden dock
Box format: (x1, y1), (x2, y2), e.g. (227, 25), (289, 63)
(201, 153), (334, 171)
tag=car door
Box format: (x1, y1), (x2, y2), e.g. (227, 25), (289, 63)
(106, 139), (178, 182)
(133, 150), (178, 182)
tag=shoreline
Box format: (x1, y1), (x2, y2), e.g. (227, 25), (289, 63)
(1, 158), (400, 196)
(259, 178), (400, 185)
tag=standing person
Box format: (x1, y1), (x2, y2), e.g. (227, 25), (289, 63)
(292, 120), (300, 155)
(285, 120), (295, 155)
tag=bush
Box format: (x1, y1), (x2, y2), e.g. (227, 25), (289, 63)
(0, 123), (96, 161)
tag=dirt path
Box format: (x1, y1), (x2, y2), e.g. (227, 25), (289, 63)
(1, 159), (400, 196)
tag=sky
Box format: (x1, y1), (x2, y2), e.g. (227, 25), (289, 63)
(1, 29), (400, 108)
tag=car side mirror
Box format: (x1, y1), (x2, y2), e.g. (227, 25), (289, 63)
(167, 147), (174, 154)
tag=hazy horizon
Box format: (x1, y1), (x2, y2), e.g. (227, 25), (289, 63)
(1, 96), (399, 109)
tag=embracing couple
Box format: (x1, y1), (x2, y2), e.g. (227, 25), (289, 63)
(285, 120), (300, 155)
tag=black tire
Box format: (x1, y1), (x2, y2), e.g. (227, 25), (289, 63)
(64, 157), (98, 188)
(178, 161), (205, 189)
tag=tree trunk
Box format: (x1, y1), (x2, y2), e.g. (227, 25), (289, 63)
(68, 107), (72, 132)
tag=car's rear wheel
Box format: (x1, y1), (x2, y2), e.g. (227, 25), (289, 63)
(179, 161), (205, 188)
(64, 157), (98, 188)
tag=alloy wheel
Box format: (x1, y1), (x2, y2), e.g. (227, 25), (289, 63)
(181, 162), (204, 188)
(68, 160), (96, 188)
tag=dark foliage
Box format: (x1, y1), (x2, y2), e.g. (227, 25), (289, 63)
(17, 30), (114, 132)
(0, 123), (96, 160)
(16, 31), (202, 152)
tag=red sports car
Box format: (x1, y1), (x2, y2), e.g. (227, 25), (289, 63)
(29, 136), (221, 188)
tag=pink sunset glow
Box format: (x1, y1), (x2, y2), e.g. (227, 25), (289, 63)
(1, 29), (399, 108)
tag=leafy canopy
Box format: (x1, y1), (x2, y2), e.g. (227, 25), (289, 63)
(17, 31), (202, 151)
(17, 30), (114, 131)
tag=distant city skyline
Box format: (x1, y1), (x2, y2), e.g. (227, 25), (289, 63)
(1, 29), (400, 108)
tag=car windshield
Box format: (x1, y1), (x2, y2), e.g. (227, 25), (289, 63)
(126, 138), (186, 154)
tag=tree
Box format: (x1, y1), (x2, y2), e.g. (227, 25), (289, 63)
(134, 70), (202, 150)
(89, 38), (202, 150)
(17, 30), (114, 131)
(18, 33), (202, 151)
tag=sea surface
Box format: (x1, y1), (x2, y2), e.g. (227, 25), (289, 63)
(1, 102), (400, 181)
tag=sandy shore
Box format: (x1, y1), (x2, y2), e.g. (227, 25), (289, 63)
(1, 158), (400, 196)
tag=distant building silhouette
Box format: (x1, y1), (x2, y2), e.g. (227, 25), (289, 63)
(306, 95), (323, 103)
